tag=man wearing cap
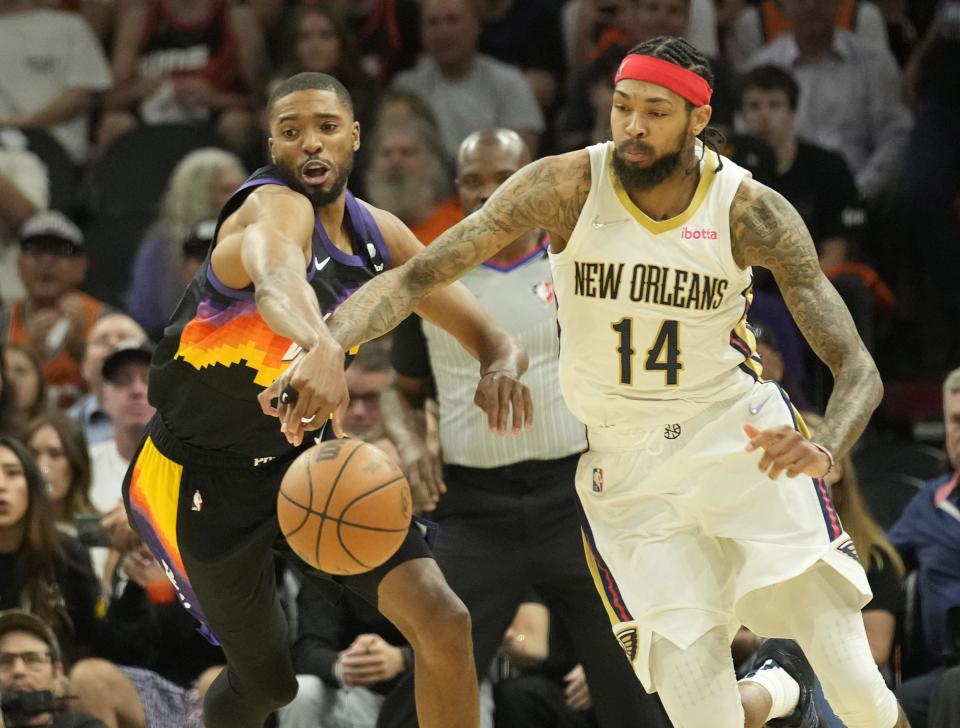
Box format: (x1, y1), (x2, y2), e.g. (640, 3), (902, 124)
(303, 34), (913, 728)
(87, 341), (154, 513)
(0, 610), (106, 728)
(5, 211), (108, 408)
(68, 314), (148, 447)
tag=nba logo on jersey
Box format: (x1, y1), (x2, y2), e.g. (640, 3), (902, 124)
(592, 468), (604, 493)
(191, 490), (203, 512)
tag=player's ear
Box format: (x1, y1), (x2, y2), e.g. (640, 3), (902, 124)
(352, 121), (361, 152)
(267, 136), (275, 160)
(691, 105), (712, 137)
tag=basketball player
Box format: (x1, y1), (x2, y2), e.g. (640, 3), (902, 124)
(274, 38), (913, 728)
(121, 72), (533, 728)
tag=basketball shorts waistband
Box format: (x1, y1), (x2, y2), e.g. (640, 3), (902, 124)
(146, 415), (306, 471)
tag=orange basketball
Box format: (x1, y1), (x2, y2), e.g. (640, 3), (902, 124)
(278, 438), (412, 575)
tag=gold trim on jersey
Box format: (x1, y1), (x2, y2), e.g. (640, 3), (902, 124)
(731, 285), (763, 379)
(608, 145), (720, 234)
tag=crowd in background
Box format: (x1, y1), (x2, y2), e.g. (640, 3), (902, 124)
(0, 0), (958, 726)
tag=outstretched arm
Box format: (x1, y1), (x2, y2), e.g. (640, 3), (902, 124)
(215, 186), (348, 444)
(325, 151), (589, 350)
(731, 179), (882, 473)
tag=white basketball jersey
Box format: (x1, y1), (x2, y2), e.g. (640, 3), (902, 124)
(548, 141), (761, 430)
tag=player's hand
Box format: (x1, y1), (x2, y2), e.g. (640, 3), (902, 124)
(258, 343), (349, 446)
(743, 423), (831, 480)
(399, 442), (446, 512)
(563, 665), (592, 711)
(473, 371), (534, 436)
(338, 634), (406, 687)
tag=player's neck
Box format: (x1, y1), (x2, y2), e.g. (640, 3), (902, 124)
(624, 153), (702, 222)
(488, 229), (543, 265)
(315, 195), (353, 256)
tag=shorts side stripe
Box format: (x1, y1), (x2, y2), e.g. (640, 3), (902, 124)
(127, 437), (214, 634)
(772, 385), (844, 541)
(575, 496), (634, 624)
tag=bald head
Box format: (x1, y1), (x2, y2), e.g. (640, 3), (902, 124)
(455, 128), (530, 214)
(457, 128), (530, 171)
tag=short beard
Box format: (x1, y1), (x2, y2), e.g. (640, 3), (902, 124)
(274, 156), (353, 207)
(611, 128), (690, 192)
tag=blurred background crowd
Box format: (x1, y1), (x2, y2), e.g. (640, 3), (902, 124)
(0, 0), (958, 726)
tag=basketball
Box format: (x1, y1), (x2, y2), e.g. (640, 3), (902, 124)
(278, 438), (412, 575)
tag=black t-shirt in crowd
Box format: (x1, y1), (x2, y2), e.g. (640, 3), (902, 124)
(768, 141), (866, 250)
(478, 0), (565, 77)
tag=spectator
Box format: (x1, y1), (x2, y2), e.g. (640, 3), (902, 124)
(493, 602), (598, 728)
(728, 0), (890, 66)
(392, 0), (545, 158)
(0, 342), (22, 438)
(476, 0), (565, 112)
(0, 436), (101, 665)
(557, 42), (626, 152)
(68, 544), (225, 728)
(562, 0), (718, 68)
(99, 0), (268, 153)
(343, 0), (422, 86)
(752, 324), (810, 412)
(3, 344), (49, 438)
(277, 576), (415, 728)
(744, 0), (912, 200)
(68, 313), (147, 448)
(890, 366), (960, 727)
(23, 414), (95, 530)
(736, 64), (884, 351)
(6, 212), (108, 409)
(342, 343), (399, 462)
(0, 610), (106, 728)
(273, 4), (379, 138)
(43, 0), (119, 45)
(0, 133), (48, 304)
(87, 342), (154, 514)
(364, 120), (461, 245)
(0, 1), (111, 163)
(126, 149), (245, 341)
(373, 89), (441, 133)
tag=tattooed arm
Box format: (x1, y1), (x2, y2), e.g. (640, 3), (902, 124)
(731, 178), (882, 464)
(325, 150), (591, 349)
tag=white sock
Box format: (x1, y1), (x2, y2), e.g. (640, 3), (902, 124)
(739, 660), (801, 720)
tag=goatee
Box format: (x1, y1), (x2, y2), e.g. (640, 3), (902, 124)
(274, 156), (353, 207)
(611, 144), (683, 191)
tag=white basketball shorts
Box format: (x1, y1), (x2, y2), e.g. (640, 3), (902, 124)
(574, 379), (872, 691)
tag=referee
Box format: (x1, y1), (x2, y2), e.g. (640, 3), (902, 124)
(378, 129), (668, 728)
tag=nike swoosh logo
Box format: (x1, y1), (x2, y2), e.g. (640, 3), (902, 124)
(592, 215), (629, 229)
(314, 256), (330, 271)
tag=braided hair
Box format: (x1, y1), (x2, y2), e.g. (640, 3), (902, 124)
(625, 37), (724, 157)
(626, 36), (714, 93)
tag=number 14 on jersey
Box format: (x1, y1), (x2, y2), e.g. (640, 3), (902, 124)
(611, 318), (683, 386)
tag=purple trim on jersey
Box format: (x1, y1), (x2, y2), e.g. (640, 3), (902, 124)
(347, 193), (391, 268)
(206, 263), (255, 300)
(575, 496), (634, 623)
(774, 384), (844, 541)
(482, 235), (550, 272)
(234, 176), (285, 194)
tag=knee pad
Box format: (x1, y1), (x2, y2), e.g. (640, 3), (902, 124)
(649, 628), (746, 728)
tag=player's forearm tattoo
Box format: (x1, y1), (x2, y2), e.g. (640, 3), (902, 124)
(730, 181), (883, 459)
(327, 153), (590, 349)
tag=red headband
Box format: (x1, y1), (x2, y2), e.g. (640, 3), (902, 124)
(614, 54), (712, 107)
